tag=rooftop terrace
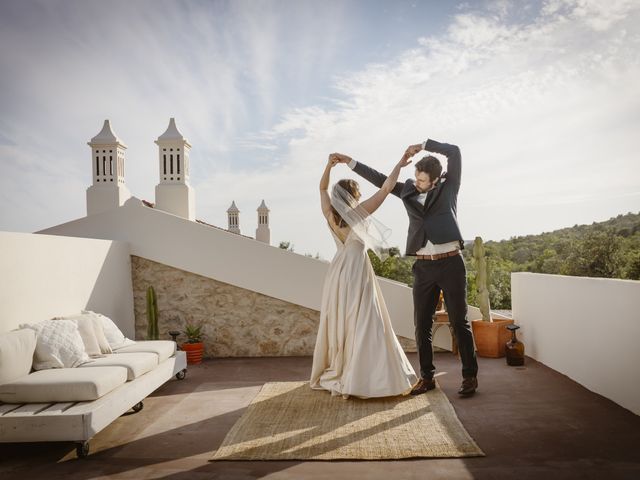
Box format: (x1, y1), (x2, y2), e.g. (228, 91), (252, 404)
(2, 353), (639, 480)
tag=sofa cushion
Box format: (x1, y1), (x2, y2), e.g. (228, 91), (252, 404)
(54, 313), (113, 355)
(75, 317), (102, 356)
(114, 341), (176, 363)
(0, 366), (127, 403)
(78, 352), (158, 380)
(53, 314), (100, 356)
(82, 310), (134, 350)
(90, 315), (113, 354)
(0, 329), (37, 385)
(19, 320), (90, 370)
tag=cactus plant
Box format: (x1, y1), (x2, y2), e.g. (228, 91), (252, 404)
(472, 236), (493, 322)
(470, 236), (514, 357)
(146, 285), (159, 340)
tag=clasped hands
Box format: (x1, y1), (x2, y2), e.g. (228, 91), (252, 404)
(328, 143), (423, 168)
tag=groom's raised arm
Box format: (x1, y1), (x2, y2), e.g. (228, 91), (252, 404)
(347, 159), (404, 198)
(424, 139), (461, 187)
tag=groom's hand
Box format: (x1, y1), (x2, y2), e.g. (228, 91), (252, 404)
(404, 144), (423, 158)
(330, 153), (353, 164)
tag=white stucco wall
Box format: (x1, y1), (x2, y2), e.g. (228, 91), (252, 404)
(0, 231), (135, 337)
(37, 197), (465, 349)
(512, 272), (640, 416)
(86, 183), (131, 216)
(155, 183), (195, 221)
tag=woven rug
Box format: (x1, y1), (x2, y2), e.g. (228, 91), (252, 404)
(210, 381), (484, 461)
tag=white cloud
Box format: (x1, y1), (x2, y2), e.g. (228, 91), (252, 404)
(2, 1), (639, 260)
(208, 0), (640, 258)
(0, 0), (349, 236)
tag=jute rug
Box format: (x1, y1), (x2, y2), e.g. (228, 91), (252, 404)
(210, 381), (484, 461)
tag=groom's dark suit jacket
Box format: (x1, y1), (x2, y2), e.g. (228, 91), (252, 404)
(353, 139), (464, 256)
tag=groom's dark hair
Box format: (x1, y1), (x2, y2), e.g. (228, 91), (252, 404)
(415, 156), (442, 181)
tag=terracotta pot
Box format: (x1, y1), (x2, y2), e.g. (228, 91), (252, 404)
(181, 342), (204, 365)
(471, 319), (514, 358)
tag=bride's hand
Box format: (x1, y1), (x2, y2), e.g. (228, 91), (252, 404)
(327, 154), (340, 167)
(405, 144), (422, 157)
(330, 152), (353, 164)
(398, 152), (413, 168)
(398, 144), (421, 167)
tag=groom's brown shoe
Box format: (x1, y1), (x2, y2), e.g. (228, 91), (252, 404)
(410, 377), (436, 395)
(458, 376), (478, 396)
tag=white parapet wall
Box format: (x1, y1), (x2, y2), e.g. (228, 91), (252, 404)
(512, 272), (640, 416)
(35, 197), (470, 350)
(0, 231), (135, 337)
(37, 198), (423, 337)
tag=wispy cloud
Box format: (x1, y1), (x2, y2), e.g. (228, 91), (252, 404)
(1, 0), (639, 259)
(214, 0), (640, 256)
(0, 0), (350, 233)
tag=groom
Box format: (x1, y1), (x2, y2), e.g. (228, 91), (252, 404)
(334, 139), (479, 396)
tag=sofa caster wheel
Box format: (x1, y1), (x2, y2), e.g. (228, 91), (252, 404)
(176, 369), (187, 380)
(76, 441), (90, 458)
(132, 401), (144, 413)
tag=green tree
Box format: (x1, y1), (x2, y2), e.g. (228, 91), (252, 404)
(563, 230), (622, 278)
(367, 249), (414, 287)
(278, 241), (294, 252)
(363, 211), (640, 310)
(621, 249), (640, 280)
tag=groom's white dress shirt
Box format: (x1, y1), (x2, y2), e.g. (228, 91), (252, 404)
(347, 159), (459, 255)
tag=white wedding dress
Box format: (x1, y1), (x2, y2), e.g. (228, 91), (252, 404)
(310, 223), (418, 399)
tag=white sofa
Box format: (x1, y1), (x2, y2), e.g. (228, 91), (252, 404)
(0, 327), (187, 458)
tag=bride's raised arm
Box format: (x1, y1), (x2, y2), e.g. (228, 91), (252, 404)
(320, 155), (339, 221)
(359, 153), (412, 214)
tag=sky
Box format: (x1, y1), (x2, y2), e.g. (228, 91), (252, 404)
(1, 0), (639, 260)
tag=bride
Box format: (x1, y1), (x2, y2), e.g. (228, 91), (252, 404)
(310, 151), (418, 399)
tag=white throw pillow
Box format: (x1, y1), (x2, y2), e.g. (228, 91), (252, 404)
(75, 318), (101, 356)
(90, 316), (113, 354)
(53, 314), (101, 356)
(19, 320), (90, 370)
(0, 329), (37, 384)
(54, 313), (112, 355)
(82, 310), (135, 350)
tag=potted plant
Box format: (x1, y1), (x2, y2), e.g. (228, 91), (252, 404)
(181, 323), (204, 365)
(469, 237), (514, 358)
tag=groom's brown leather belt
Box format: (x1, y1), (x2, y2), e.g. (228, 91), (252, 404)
(416, 250), (460, 261)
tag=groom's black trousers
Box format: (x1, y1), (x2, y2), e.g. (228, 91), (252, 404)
(412, 253), (478, 380)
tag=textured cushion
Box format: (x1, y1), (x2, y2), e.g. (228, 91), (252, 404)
(54, 313), (112, 355)
(0, 329), (36, 385)
(0, 366), (127, 403)
(53, 314), (100, 356)
(114, 340), (176, 363)
(19, 320), (90, 370)
(78, 352), (158, 380)
(82, 310), (134, 350)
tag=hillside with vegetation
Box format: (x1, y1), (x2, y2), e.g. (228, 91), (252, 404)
(367, 211), (640, 309)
